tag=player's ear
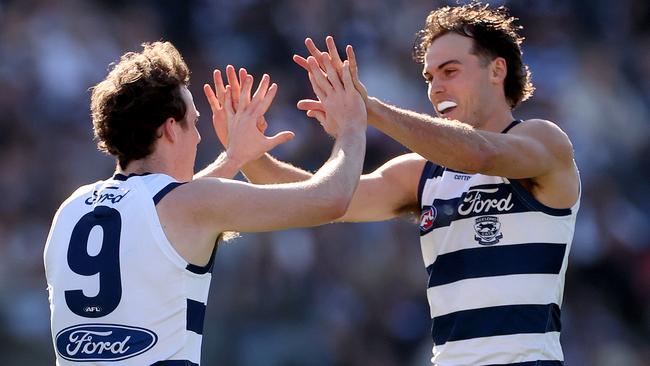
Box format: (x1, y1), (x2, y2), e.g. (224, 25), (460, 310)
(159, 117), (178, 142)
(489, 57), (507, 85)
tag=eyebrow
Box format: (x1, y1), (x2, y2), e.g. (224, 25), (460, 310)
(437, 60), (461, 69)
(423, 59), (462, 78)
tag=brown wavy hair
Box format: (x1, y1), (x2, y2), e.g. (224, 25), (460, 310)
(91, 41), (190, 169)
(413, 2), (534, 108)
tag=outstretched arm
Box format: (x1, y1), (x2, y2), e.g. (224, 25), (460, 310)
(201, 44), (425, 223)
(193, 57), (368, 232)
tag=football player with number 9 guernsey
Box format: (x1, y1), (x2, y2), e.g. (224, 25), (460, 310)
(44, 41), (367, 365)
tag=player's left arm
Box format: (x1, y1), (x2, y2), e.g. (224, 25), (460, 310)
(360, 102), (579, 207)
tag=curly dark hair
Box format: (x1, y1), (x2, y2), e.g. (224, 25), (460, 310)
(90, 41), (190, 169)
(413, 2), (534, 108)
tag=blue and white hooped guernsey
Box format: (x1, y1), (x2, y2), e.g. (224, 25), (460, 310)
(44, 173), (214, 366)
(417, 121), (580, 366)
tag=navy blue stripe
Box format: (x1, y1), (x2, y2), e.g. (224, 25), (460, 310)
(432, 303), (561, 345)
(153, 182), (185, 205)
(151, 361), (199, 366)
(427, 243), (566, 287)
(484, 361), (563, 366)
(112, 172), (152, 181)
(501, 119), (522, 134)
(186, 245), (217, 274)
(186, 299), (206, 335)
(509, 179), (572, 217)
(445, 168), (471, 174)
(418, 161), (435, 207)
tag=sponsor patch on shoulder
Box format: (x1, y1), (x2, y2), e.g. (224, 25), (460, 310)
(55, 323), (157, 362)
(419, 206), (437, 233)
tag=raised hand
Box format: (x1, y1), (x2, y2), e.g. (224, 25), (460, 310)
(204, 68), (294, 165)
(293, 36), (368, 103)
(301, 53), (366, 138)
(203, 66), (271, 149)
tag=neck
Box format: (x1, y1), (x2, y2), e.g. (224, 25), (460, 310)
(117, 155), (178, 180)
(475, 99), (515, 133)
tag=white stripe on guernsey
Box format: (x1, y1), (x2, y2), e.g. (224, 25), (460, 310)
(186, 275), (212, 303)
(421, 175), (444, 205)
(426, 273), (561, 318)
(163, 331), (203, 364)
(431, 331), (563, 366)
(420, 211), (574, 267)
(421, 174), (504, 205)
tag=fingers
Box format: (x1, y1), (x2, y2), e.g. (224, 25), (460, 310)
(266, 131), (295, 149)
(213, 69), (226, 102)
(203, 84), (221, 112)
(296, 99), (324, 112)
(223, 86), (235, 118)
(239, 74), (253, 109)
(306, 110), (326, 125)
(341, 61), (354, 90)
(346, 45), (362, 85)
(307, 56), (331, 95)
(305, 38), (325, 65)
(325, 36), (343, 70)
(226, 65), (243, 106)
(322, 54), (343, 90)
(293, 54), (309, 71)
(252, 82), (278, 116)
(239, 68), (247, 92)
(251, 74), (270, 104)
(307, 71), (327, 102)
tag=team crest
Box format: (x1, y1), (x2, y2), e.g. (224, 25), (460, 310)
(419, 206), (437, 233)
(473, 216), (503, 245)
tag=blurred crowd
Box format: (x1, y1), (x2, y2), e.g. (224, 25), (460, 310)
(1, 0), (649, 364)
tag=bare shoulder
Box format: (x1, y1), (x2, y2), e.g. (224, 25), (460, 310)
(513, 119), (579, 208)
(159, 177), (238, 221)
(370, 152), (427, 201)
(368, 153), (427, 188)
(511, 119), (574, 161)
(374, 152), (427, 173)
(154, 177), (235, 265)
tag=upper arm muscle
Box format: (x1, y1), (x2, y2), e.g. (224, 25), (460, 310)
(482, 119), (574, 179)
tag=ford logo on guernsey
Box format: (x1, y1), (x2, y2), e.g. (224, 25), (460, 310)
(55, 324), (157, 361)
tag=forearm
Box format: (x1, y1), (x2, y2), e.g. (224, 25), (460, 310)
(193, 152), (243, 180)
(240, 154), (313, 184)
(310, 128), (366, 205)
(366, 97), (494, 173)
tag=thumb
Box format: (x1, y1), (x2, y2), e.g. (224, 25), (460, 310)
(267, 131), (295, 148)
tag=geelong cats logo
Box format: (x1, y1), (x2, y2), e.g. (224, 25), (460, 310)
(473, 216), (503, 245)
(55, 324), (157, 361)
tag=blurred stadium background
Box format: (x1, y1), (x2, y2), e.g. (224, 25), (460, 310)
(1, 0), (649, 364)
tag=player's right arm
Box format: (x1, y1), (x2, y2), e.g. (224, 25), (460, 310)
(237, 152), (424, 223)
(197, 56), (368, 232)
(204, 59), (424, 223)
